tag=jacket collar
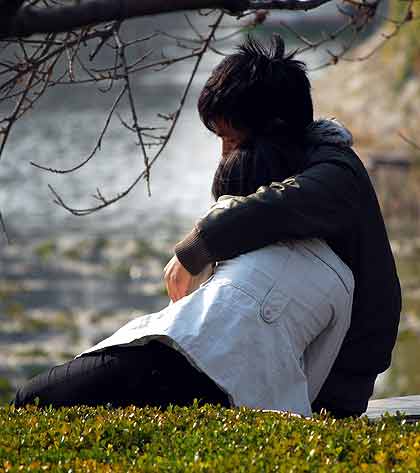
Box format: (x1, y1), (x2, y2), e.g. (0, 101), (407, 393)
(304, 119), (353, 148)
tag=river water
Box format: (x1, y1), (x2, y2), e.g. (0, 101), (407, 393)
(1, 10), (419, 405)
(0, 10), (345, 240)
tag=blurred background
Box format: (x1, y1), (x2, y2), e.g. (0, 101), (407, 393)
(0, 0), (419, 405)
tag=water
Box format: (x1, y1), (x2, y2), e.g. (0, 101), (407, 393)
(0, 11), (345, 240)
(0, 46), (220, 239)
(1, 10), (418, 405)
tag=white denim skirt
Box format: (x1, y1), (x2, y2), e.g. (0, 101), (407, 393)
(76, 239), (354, 417)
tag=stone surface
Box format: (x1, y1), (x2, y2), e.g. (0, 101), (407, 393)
(365, 395), (420, 422)
(312, 28), (420, 159)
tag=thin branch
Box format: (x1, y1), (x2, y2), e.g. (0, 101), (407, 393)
(0, 29), (109, 93)
(113, 27), (151, 195)
(0, 210), (11, 244)
(339, 0), (415, 63)
(48, 11), (226, 216)
(0, 36), (57, 158)
(399, 132), (420, 151)
(128, 52), (199, 74)
(30, 84), (127, 173)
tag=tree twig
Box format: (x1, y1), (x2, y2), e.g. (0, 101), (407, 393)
(48, 11), (226, 215)
(113, 26), (151, 195)
(399, 132), (420, 151)
(30, 84), (128, 173)
(0, 210), (11, 244)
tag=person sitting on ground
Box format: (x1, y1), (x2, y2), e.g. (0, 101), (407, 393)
(164, 35), (402, 419)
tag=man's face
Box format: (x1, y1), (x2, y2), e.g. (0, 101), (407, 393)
(213, 119), (247, 158)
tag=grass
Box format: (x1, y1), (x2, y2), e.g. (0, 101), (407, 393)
(125, 239), (172, 267)
(14, 348), (50, 358)
(0, 378), (13, 405)
(0, 403), (419, 472)
(34, 240), (57, 263)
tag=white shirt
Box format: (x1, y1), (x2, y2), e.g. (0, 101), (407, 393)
(76, 239), (354, 417)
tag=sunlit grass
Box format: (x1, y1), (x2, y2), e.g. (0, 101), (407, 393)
(0, 403), (419, 472)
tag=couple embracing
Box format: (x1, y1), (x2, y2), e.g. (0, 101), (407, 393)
(14, 36), (401, 419)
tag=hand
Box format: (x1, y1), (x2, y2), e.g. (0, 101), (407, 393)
(163, 255), (194, 303)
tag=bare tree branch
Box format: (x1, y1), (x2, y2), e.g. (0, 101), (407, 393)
(0, 211), (11, 244)
(0, 0), (414, 230)
(47, 10), (226, 216)
(399, 132), (420, 152)
(0, 0), (334, 39)
(30, 83), (128, 173)
(340, 0), (416, 62)
(250, 0), (333, 11)
(0, 33), (60, 157)
(113, 26), (152, 195)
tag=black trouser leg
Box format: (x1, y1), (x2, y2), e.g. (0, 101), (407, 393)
(14, 341), (230, 409)
(311, 399), (363, 419)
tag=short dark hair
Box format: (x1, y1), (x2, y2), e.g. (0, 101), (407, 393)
(198, 35), (313, 137)
(212, 132), (306, 201)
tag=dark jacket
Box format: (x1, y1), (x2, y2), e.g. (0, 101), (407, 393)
(175, 120), (401, 414)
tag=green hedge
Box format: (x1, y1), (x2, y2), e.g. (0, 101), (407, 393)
(0, 403), (419, 472)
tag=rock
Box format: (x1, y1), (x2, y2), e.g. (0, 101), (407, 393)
(312, 28), (420, 159)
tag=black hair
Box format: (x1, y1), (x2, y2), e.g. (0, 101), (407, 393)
(211, 131), (305, 201)
(198, 35), (313, 138)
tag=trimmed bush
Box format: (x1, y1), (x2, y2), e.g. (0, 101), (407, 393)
(0, 403), (419, 472)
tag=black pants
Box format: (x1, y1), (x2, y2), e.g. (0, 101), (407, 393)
(14, 341), (230, 409)
(311, 400), (363, 419)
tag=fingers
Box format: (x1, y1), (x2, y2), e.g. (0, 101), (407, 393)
(163, 255), (191, 303)
(167, 274), (186, 303)
(163, 255), (176, 301)
(166, 272), (180, 303)
(163, 263), (175, 302)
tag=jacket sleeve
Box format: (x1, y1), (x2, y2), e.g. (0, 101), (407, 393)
(175, 153), (362, 275)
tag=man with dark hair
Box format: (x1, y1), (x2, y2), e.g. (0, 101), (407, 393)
(197, 36), (313, 138)
(164, 37), (401, 418)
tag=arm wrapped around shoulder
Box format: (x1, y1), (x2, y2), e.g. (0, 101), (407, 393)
(176, 156), (362, 274)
